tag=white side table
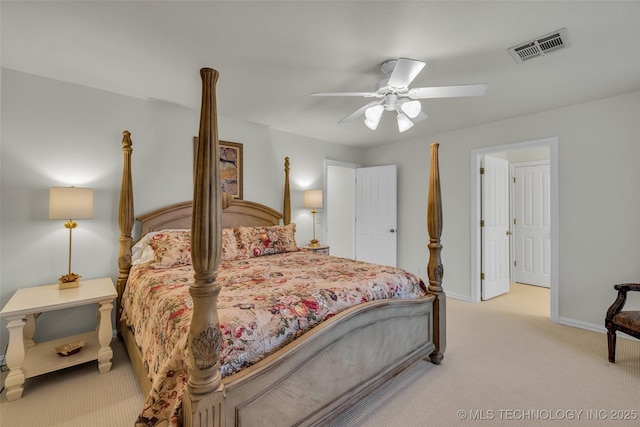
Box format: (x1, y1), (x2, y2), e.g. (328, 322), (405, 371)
(0, 277), (117, 401)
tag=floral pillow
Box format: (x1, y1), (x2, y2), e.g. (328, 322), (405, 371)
(148, 230), (192, 269)
(221, 227), (243, 261)
(148, 228), (241, 269)
(236, 223), (298, 258)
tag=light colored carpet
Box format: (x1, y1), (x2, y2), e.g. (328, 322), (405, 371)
(0, 333), (144, 426)
(330, 284), (640, 426)
(1, 283), (638, 426)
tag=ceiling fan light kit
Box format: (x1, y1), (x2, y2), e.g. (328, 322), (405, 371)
(365, 104), (384, 121)
(396, 112), (414, 132)
(364, 118), (379, 131)
(399, 99), (421, 119)
(364, 104), (384, 130)
(312, 58), (488, 133)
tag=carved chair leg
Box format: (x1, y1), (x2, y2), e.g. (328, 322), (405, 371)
(607, 330), (616, 363)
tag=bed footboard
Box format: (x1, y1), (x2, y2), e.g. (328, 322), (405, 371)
(222, 297), (435, 427)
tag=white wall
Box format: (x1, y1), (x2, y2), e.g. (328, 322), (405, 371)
(2, 69), (155, 348)
(267, 128), (362, 246)
(0, 69), (363, 349)
(364, 91), (640, 329)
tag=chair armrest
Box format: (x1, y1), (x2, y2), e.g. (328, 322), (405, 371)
(607, 283), (640, 321)
(614, 283), (640, 292)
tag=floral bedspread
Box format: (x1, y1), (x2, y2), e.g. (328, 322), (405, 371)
(121, 251), (426, 426)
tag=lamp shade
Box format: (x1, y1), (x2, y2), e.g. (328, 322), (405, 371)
(303, 189), (323, 209)
(49, 187), (94, 220)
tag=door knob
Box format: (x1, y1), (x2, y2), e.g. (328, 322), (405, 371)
(506, 230), (512, 236)
(390, 228), (396, 233)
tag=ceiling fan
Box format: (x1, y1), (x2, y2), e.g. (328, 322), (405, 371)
(312, 58), (488, 132)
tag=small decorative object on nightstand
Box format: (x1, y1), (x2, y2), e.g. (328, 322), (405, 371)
(303, 189), (323, 247)
(0, 277), (116, 401)
(302, 245), (330, 255)
(49, 186), (94, 288)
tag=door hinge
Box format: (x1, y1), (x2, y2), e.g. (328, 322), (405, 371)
(480, 220), (485, 227)
(514, 260), (517, 267)
(480, 167), (485, 175)
(513, 218), (517, 225)
(480, 272), (485, 280)
(513, 177), (516, 183)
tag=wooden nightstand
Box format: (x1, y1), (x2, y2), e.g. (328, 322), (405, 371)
(0, 277), (117, 401)
(302, 245), (330, 255)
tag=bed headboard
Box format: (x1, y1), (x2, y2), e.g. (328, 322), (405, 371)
(136, 197), (285, 236)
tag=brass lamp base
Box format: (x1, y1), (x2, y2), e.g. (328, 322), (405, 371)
(59, 281), (80, 290)
(308, 239), (320, 247)
(59, 273), (81, 289)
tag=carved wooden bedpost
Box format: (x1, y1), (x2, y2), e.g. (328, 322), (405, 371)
(283, 157), (291, 225)
(427, 143), (446, 364)
(183, 68), (226, 427)
(117, 130), (134, 335)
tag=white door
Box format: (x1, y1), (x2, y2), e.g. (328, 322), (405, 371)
(514, 163), (551, 287)
(481, 156), (510, 300)
(355, 165), (397, 267)
(326, 163), (357, 259)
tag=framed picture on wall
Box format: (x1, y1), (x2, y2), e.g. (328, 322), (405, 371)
(219, 141), (243, 199)
(193, 137), (243, 199)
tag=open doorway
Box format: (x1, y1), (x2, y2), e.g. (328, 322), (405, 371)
(324, 160), (398, 267)
(471, 137), (559, 322)
(324, 160), (358, 259)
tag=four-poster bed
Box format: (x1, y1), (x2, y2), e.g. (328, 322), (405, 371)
(117, 68), (446, 427)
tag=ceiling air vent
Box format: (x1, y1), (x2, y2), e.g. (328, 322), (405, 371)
(508, 28), (570, 63)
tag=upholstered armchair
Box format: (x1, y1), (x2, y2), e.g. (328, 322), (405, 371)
(605, 283), (640, 363)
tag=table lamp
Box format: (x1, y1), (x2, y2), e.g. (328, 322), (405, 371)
(303, 189), (323, 247)
(49, 187), (94, 288)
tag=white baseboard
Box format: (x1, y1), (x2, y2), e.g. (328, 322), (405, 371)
(558, 317), (639, 341)
(558, 316), (606, 334)
(446, 291), (473, 302)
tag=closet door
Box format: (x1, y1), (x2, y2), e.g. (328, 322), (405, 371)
(514, 163), (551, 287)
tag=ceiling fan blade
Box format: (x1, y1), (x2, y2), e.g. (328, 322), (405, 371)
(339, 100), (383, 123)
(311, 91), (380, 98)
(408, 84), (488, 99)
(387, 58), (426, 88)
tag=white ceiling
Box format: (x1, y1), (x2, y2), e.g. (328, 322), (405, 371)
(3, 1), (640, 147)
